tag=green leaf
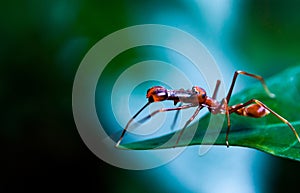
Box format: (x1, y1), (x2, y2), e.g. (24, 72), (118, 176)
(120, 66), (300, 161)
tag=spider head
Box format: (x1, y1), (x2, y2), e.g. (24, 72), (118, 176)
(192, 86), (207, 103)
(146, 86), (168, 102)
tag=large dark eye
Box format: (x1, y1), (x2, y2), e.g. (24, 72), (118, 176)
(192, 87), (199, 94)
(202, 93), (206, 98)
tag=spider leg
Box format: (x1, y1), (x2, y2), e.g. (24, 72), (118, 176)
(212, 80), (221, 100)
(175, 105), (204, 147)
(116, 103), (195, 147)
(170, 103), (182, 130)
(222, 98), (231, 147)
(226, 71), (275, 104)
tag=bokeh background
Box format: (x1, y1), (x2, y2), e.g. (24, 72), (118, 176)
(2, 0), (300, 192)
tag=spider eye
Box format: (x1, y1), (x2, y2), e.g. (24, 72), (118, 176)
(192, 87), (199, 93)
(202, 93), (206, 98)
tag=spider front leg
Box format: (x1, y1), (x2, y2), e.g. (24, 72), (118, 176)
(116, 104), (195, 147)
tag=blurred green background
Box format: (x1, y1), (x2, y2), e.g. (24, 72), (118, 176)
(2, 0), (300, 192)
